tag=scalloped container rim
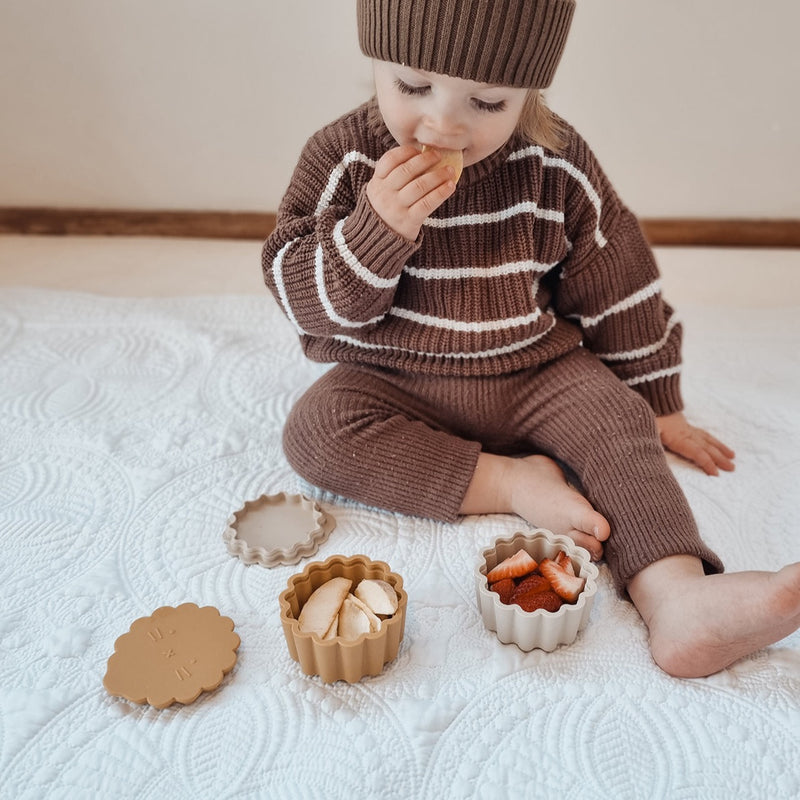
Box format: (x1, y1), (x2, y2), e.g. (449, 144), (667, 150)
(279, 554), (407, 683)
(223, 492), (335, 567)
(475, 529), (599, 652)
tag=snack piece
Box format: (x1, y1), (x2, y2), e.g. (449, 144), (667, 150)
(298, 576), (352, 637)
(422, 145), (464, 184)
(338, 595), (373, 640)
(515, 588), (563, 614)
(555, 550), (576, 576)
(509, 572), (551, 604)
(355, 579), (399, 616)
(485, 548), (538, 583)
(489, 577), (516, 604)
(322, 614), (339, 640)
(347, 593), (382, 631)
(539, 558), (586, 603)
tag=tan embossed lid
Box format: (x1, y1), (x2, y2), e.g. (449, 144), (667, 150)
(103, 603), (240, 708)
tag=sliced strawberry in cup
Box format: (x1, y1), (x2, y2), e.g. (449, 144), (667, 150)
(485, 548), (538, 583)
(539, 557), (586, 603)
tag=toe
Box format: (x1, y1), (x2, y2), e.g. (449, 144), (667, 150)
(567, 530), (604, 560)
(574, 506), (611, 542)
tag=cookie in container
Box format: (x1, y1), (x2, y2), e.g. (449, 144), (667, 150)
(279, 554), (407, 683)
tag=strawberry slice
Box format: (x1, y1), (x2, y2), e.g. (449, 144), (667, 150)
(509, 572), (551, 604)
(488, 577), (515, 604)
(555, 550), (576, 576)
(515, 588), (562, 613)
(539, 558), (585, 603)
(485, 549), (538, 583)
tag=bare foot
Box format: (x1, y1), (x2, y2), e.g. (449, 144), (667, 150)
(460, 453), (610, 559)
(628, 555), (800, 677)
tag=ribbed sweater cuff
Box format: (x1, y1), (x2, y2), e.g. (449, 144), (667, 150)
(341, 189), (421, 282)
(634, 372), (684, 417)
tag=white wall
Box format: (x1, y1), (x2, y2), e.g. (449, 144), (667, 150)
(1, 0), (798, 217)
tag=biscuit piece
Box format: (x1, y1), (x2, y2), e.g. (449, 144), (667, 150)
(422, 146), (464, 184)
(355, 578), (399, 616)
(297, 576), (352, 637)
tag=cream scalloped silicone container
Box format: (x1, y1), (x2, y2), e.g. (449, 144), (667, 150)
(223, 492), (335, 567)
(279, 554), (407, 683)
(475, 529), (599, 652)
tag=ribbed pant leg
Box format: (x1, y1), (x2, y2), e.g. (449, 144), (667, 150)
(511, 349), (724, 593)
(282, 364), (481, 521)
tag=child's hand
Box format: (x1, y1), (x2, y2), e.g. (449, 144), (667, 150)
(366, 145), (457, 241)
(656, 411), (735, 476)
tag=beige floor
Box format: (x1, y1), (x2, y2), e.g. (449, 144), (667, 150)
(1, 234), (799, 307)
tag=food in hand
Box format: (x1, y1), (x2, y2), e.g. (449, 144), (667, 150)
(488, 547), (586, 612)
(422, 145), (464, 184)
(298, 576), (398, 641)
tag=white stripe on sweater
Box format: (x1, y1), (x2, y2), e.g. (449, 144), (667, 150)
(332, 315), (557, 360)
(596, 312), (680, 362)
(572, 280), (662, 329)
(508, 145), (607, 248)
(422, 202), (563, 229)
(404, 258), (557, 280)
(624, 364), (682, 387)
(271, 238), (308, 335)
(315, 151), (377, 215)
(332, 218), (400, 290)
(315, 245), (387, 328)
(389, 306), (542, 333)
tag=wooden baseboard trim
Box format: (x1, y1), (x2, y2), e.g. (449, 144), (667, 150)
(1, 207), (799, 248)
(0, 208), (277, 241)
(641, 218), (800, 248)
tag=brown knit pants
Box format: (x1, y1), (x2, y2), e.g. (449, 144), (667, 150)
(283, 347), (723, 593)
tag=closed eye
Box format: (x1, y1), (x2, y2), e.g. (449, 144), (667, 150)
(395, 78), (430, 96)
(471, 97), (507, 113)
(395, 78), (507, 113)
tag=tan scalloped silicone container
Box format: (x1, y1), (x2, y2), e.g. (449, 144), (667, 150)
(475, 529), (598, 652)
(279, 554), (408, 683)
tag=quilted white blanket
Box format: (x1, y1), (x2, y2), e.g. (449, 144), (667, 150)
(1, 288), (798, 799)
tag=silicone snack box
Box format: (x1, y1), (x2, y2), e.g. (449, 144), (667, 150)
(475, 529), (599, 652)
(223, 492), (335, 567)
(279, 554), (407, 683)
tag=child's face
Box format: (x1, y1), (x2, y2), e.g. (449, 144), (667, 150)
(373, 60), (529, 169)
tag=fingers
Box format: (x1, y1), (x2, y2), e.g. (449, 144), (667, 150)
(667, 429), (736, 476)
(374, 145), (448, 185)
(689, 428), (735, 475)
(368, 146), (457, 240)
(702, 431), (736, 465)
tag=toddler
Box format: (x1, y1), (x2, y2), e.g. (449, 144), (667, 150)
(263, 0), (800, 677)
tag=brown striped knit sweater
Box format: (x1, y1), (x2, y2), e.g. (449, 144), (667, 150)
(262, 98), (683, 417)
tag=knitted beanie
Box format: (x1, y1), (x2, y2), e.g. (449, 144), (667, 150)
(357, 0), (575, 88)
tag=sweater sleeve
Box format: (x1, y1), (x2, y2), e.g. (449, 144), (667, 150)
(261, 127), (420, 337)
(552, 135), (684, 416)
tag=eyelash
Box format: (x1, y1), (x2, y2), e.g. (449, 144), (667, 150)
(393, 79), (507, 113)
